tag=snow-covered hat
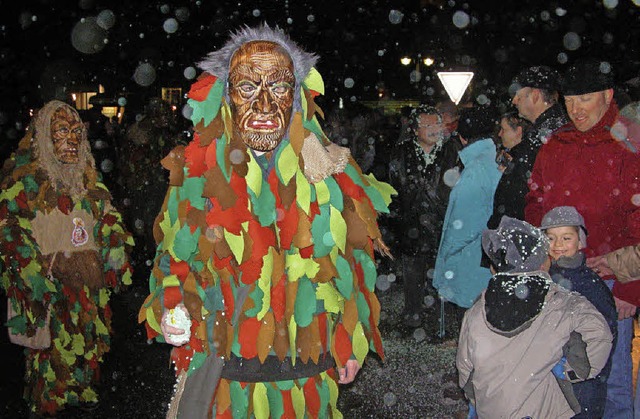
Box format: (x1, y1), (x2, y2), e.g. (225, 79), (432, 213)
(540, 206), (588, 248)
(562, 58), (615, 96)
(510, 65), (560, 95)
(482, 216), (550, 273)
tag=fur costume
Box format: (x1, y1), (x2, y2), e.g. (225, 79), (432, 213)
(0, 101), (134, 415)
(139, 25), (395, 418)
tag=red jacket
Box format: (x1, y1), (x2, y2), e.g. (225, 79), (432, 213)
(525, 101), (640, 304)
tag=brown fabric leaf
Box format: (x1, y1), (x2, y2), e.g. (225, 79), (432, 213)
(212, 311), (227, 357)
(52, 250), (104, 291)
(161, 146), (186, 186)
(369, 292), (381, 327)
(304, 90), (316, 122)
(353, 198), (382, 239)
(183, 273), (202, 321)
(284, 280), (298, 321)
(288, 113), (306, 155)
(292, 208), (313, 249)
(342, 198), (370, 249)
(309, 316), (321, 364)
(196, 234), (215, 266)
(186, 207), (207, 231)
(273, 319), (289, 361)
(256, 311), (276, 363)
(278, 176), (297, 210)
(342, 298), (358, 334)
(271, 249), (285, 283)
(215, 379), (231, 414)
(313, 256), (339, 284)
(296, 323), (312, 364)
(194, 116), (224, 147)
(153, 210), (165, 245)
(202, 166), (237, 209)
(213, 233), (233, 260)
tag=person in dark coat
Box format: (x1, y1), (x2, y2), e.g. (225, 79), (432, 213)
(489, 66), (567, 228)
(541, 206), (617, 418)
(388, 105), (462, 327)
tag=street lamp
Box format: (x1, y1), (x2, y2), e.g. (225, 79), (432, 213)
(400, 55), (435, 83)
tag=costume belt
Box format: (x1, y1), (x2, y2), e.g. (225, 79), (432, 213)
(220, 353), (336, 382)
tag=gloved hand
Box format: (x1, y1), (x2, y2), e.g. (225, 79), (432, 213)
(161, 303), (192, 346)
(467, 402), (478, 419)
(552, 356), (567, 380)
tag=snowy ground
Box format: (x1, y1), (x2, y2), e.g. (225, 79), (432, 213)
(0, 266), (469, 418)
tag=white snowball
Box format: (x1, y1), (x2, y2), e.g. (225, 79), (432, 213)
(388, 10), (404, 24)
(133, 63), (156, 87)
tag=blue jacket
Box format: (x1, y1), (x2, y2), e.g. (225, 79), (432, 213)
(549, 254), (617, 419)
(433, 138), (502, 308)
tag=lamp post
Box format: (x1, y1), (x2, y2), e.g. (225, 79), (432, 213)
(400, 54), (435, 83)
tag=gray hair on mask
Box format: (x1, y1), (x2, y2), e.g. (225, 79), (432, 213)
(196, 23), (319, 113)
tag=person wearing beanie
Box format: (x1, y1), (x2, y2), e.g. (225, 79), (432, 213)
(457, 216), (613, 419)
(433, 105), (501, 312)
(488, 65), (567, 229)
(388, 104), (462, 328)
(525, 57), (640, 418)
(541, 206), (617, 418)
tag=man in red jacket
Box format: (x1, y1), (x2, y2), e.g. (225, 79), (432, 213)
(525, 58), (640, 418)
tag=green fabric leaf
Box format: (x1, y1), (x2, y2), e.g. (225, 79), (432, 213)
(245, 284), (263, 318)
(181, 177), (206, 210)
(249, 186), (276, 226)
(303, 67), (325, 95)
(311, 206), (332, 258)
(276, 142), (298, 186)
(224, 229), (245, 264)
(256, 251), (273, 320)
(0, 181), (24, 201)
(167, 188), (180, 224)
(362, 173), (396, 213)
(334, 255), (354, 299)
(230, 381), (249, 418)
(324, 177), (344, 212)
(173, 225), (200, 262)
(252, 382), (269, 419)
(315, 283), (344, 314)
(317, 376), (330, 419)
(266, 382), (284, 419)
(288, 317), (297, 366)
(245, 153), (263, 197)
(354, 250), (376, 292)
(295, 171), (311, 215)
(329, 207), (347, 253)
(356, 292), (371, 329)
(293, 277), (315, 328)
(315, 181), (330, 206)
(275, 379), (295, 391)
(352, 322), (369, 365)
(187, 352), (207, 376)
(327, 376), (341, 417)
(22, 175), (39, 193)
(188, 79), (224, 127)
(285, 252), (319, 283)
(290, 383), (305, 418)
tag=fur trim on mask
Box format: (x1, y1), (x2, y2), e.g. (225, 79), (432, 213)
(196, 23), (319, 113)
(33, 100), (95, 200)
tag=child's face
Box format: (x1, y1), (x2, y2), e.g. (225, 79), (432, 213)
(545, 226), (581, 260)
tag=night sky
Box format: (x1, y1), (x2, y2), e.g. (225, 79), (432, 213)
(1, 0), (639, 150)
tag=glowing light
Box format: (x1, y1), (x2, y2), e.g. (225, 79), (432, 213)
(437, 71), (474, 105)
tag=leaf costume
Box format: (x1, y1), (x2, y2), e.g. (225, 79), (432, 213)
(139, 26), (395, 418)
(0, 101), (134, 415)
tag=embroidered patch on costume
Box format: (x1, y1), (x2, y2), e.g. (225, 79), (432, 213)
(71, 217), (89, 247)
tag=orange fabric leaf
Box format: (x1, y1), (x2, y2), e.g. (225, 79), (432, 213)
(184, 136), (208, 177)
(188, 73), (217, 101)
(303, 377), (320, 419)
(163, 286), (182, 309)
(238, 317), (260, 359)
(333, 323), (352, 367)
(256, 311), (276, 363)
(271, 274), (286, 323)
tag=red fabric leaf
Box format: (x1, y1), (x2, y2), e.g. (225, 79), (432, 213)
(271, 274), (286, 323)
(220, 278), (235, 320)
(185, 135), (209, 177)
(303, 377), (320, 419)
(216, 408), (233, 419)
(282, 390), (295, 419)
(145, 322), (159, 339)
(171, 346), (195, 374)
(277, 197), (299, 250)
(206, 173), (252, 235)
(299, 246), (314, 259)
(238, 318), (260, 359)
(334, 172), (364, 201)
(333, 323), (352, 367)
(103, 213), (117, 226)
(187, 74), (217, 101)
(105, 270), (117, 288)
(163, 286), (183, 309)
(189, 319), (204, 352)
(57, 194), (72, 214)
(170, 260), (191, 282)
(16, 190), (29, 210)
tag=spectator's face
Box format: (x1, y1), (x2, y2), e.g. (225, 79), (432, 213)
(498, 118), (522, 149)
(511, 87), (536, 123)
(441, 113), (459, 136)
(564, 89), (613, 132)
(50, 106), (84, 164)
(415, 114), (444, 146)
(228, 41), (295, 152)
(545, 226), (581, 260)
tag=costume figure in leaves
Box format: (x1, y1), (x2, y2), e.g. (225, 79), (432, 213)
(0, 100), (134, 415)
(138, 25), (395, 418)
